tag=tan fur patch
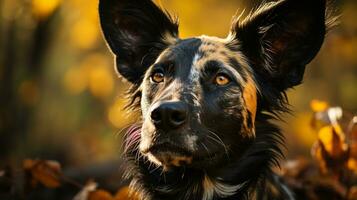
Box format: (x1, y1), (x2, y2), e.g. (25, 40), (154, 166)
(146, 151), (193, 170)
(243, 78), (257, 120)
(170, 156), (193, 167)
(243, 78), (257, 135)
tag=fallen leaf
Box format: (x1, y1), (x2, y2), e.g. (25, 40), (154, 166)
(115, 186), (140, 200)
(349, 117), (357, 159)
(74, 180), (97, 200)
(347, 158), (357, 173)
(89, 189), (114, 200)
(23, 159), (62, 188)
(348, 186), (357, 200)
(312, 126), (349, 176)
(318, 126), (347, 159)
(312, 177), (347, 199)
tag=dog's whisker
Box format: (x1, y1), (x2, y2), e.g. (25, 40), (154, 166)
(182, 166), (186, 179)
(149, 165), (161, 174)
(206, 129), (230, 159)
(119, 123), (141, 138)
(200, 142), (213, 161)
(160, 170), (167, 183)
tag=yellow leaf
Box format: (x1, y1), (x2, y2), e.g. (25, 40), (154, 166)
(318, 126), (347, 158)
(313, 126), (349, 176)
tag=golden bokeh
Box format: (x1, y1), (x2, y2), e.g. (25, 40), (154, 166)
(108, 98), (136, 129)
(71, 18), (99, 50)
(63, 67), (87, 95)
(32, 0), (61, 19)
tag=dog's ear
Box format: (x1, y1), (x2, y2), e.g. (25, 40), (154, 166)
(99, 0), (179, 84)
(230, 0), (326, 90)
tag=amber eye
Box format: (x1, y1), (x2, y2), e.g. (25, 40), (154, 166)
(151, 72), (165, 83)
(214, 74), (231, 86)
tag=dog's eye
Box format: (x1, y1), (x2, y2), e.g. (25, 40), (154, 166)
(214, 73), (231, 86)
(151, 71), (165, 83)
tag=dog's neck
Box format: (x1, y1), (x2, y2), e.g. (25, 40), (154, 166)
(124, 113), (286, 200)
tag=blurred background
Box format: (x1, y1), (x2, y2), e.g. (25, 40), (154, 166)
(0, 0), (356, 185)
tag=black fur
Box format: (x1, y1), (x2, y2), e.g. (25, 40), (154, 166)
(99, 0), (333, 199)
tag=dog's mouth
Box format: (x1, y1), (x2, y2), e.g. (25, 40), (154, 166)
(142, 143), (193, 168)
(142, 142), (228, 169)
(148, 143), (192, 156)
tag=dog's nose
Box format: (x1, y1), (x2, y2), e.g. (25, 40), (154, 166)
(151, 101), (188, 130)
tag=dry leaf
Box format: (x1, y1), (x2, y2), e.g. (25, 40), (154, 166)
(312, 177), (347, 199)
(23, 159), (62, 188)
(348, 186), (357, 200)
(74, 180), (98, 200)
(312, 126), (349, 176)
(349, 118), (357, 159)
(74, 181), (117, 200)
(318, 126), (348, 159)
(115, 186), (140, 200)
(89, 189), (114, 200)
(347, 158), (357, 173)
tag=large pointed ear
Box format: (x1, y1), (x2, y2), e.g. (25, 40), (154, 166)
(229, 0), (327, 90)
(99, 0), (179, 84)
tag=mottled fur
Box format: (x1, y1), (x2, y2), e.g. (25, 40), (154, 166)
(99, 0), (333, 199)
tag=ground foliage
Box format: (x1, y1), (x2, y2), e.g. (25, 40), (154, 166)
(279, 100), (357, 200)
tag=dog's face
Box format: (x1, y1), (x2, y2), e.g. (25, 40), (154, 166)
(138, 36), (257, 168)
(99, 0), (326, 169)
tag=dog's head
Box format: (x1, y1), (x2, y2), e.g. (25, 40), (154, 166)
(99, 0), (327, 170)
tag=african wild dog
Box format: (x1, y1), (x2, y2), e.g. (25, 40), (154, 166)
(99, 0), (334, 199)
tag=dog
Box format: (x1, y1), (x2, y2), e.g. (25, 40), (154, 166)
(99, 0), (333, 199)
